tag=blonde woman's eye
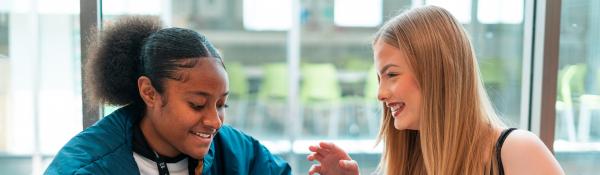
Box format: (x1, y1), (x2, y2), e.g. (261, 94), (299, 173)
(387, 73), (398, 78)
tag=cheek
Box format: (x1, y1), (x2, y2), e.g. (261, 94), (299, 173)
(160, 104), (196, 130)
(399, 77), (421, 113)
(409, 86), (421, 107)
(156, 108), (179, 132)
(392, 76), (420, 96)
(408, 82), (422, 122)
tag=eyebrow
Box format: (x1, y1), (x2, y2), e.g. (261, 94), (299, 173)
(189, 91), (230, 97)
(379, 64), (400, 75)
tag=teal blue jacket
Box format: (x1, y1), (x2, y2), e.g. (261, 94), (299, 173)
(44, 105), (291, 175)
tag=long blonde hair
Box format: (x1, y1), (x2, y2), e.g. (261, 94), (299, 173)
(374, 6), (506, 175)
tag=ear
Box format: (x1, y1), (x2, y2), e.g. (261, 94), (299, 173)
(138, 76), (159, 108)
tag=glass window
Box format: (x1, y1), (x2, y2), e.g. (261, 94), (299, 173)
(293, 0), (525, 174)
(100, 0), (292, 144)
(97, 0), (523, 174)
(9, 0), (597, 174)
(0, 0), (81, 174)
(97, 0), (527, 174)
(243, 0), (292, 30)
(554, 0), (600, 174)
(100, 0), (293, 172)
(334, 0), (382, 27)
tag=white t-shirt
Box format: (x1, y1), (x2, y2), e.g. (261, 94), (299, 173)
(133, 152), (189, 175)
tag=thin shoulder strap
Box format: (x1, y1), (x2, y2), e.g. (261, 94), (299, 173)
(495, 128), (517, 175)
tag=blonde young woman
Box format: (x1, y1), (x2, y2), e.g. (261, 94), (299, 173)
(307, 6), (564, 175)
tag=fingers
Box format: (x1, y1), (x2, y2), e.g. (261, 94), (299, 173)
(313, 142), (341, 153)
(339, 160), (359, 171)
(309, 144), (331, 155)
(319, 142), (343, 153)
(306, 152), (324, 161)
(307, 153), (315, 161)
(308, 164), (322, 175)
(319, 142), (336, 150)
(319, 142), (351, 160)
(308, 145), (320, 152)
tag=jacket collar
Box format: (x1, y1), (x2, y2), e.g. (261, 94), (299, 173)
(202, 139), (216, 174)
(117, 104), (217, 173)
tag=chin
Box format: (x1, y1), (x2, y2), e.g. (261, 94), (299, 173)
(393, 118), (418, 131)
(186, 148), (210, 160)
(393, 120), (407, 130)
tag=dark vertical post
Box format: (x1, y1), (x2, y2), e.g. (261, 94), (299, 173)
(530, 0), (562, 151)
(80, 0), (102, 129)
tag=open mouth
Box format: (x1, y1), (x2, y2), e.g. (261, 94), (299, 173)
(389, 102), (406, 117)
(190, 131), (213, 139)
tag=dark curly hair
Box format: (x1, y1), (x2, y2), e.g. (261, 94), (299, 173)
(85, 16), (223, 106)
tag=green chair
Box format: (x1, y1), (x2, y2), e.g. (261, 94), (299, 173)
(578, 66), (600, 142)
(253, 63), (289, 136)
(225, 62), (250, 129)
(479, 58), (508, 115)
(343, 56), (372, 71)
(300, 63), (341, 137)
(300, 63), (341, 103)
(556, 64), (586, 142)
(479, 58), (506, 88)
(364, 66), (378, 100)
(557, 64), (587, 103)
(362, 65), (381, 136)
(227, 62), (249, 99)
(258, 63), (288, 100)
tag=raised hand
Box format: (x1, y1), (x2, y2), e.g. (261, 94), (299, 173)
(307, 142), (360, 175)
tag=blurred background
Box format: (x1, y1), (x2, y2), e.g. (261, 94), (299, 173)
(0, 0), (598, 174)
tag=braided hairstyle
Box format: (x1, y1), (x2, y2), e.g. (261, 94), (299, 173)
(85, 16), (223, 106)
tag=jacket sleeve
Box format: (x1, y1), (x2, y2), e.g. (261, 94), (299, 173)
(249, 144), (292, 175)
(44, 108), (139, 175)
(213, 125), (292, 175)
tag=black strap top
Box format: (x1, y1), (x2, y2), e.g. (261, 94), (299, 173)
(495, 128), (517, 175)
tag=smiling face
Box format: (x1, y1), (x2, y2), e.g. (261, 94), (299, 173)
(373, 39), (422, 131)
(139, 58), (229, 159)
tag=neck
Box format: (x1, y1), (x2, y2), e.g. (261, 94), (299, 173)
(140, 113), (181, 158)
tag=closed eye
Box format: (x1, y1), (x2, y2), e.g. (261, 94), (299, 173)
(218, 104), (229, 109)
(189, 102), (205, 110)
(386, 73), (398, 78)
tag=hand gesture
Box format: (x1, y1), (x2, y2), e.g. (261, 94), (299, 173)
(307, 142), (360, 175)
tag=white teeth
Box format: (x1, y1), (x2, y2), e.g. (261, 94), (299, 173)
(389, 102), (405, 113)
(191, 131), (211, 138)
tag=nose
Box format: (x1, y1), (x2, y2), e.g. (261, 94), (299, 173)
(377, 83), (390, 102)
(202, 105), (223, 130)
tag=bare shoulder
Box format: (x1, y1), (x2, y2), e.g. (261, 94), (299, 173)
(500, 129), (565, 175)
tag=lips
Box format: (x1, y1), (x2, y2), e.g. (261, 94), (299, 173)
(387, 102), (406, 117)
(189, 128), (218, 143)
(190, 131), (213, 138)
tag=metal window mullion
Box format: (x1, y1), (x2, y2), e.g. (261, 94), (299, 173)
(285, 0), (302, 171)
(287, 0), (301, 148)
(520, 0), (535, 131)
(80, 0), (102, 129)
(31, 0), (42, 173)
(529, 0), (562, 152)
